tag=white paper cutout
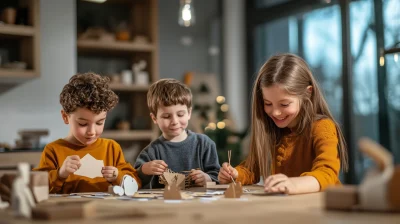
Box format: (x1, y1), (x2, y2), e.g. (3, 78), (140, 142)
(122, 175), (138, 196)
(112, 186), (124, 196)
(74, 154), (104, 178)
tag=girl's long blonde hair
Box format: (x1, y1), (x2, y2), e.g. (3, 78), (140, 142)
(244, 53), (348, 179)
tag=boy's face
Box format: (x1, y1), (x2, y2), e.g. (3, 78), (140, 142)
(151, 104), (191, 142)
(61, 108), (107, 146)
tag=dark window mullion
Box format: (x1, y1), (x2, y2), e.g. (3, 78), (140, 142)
(374, 0), (391, 150)
(339, 0), (356, 184)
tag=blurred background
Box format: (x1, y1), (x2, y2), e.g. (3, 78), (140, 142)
(0, 0), (398, 185)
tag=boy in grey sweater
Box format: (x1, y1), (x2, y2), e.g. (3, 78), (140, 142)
(134, 79), (220, 189)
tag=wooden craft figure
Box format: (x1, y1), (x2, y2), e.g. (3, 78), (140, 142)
(224, 182), (243, 198)
(325, 138), (400, 211)
(159, 169), (187, 190)
(12, 163), (36, 218)
(163, 183), (182, 200)
(358, 138), (400, 211)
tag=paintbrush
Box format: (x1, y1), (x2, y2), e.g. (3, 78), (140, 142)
(228, 150), (236, 185)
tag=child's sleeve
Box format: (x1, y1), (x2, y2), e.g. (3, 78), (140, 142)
(112, 143), (142, 188)
(32, 146), (67, 193)
(300, 119), (341, 191)
(235, 161), (260, 185)
(201, 140), (220, 182)
(133, 147), (154, 188)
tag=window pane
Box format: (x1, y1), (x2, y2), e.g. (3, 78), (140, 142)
(350, 0), (379, 183)
(303, 5), (343, 123)
(384, 0), (400, 163)
(254, 17), (291, 70)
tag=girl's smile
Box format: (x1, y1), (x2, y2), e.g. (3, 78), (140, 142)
(261, 84), (300, 129)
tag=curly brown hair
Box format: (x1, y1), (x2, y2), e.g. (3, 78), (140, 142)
(147, 78), (192, 116)
(60, 72), (119, 114)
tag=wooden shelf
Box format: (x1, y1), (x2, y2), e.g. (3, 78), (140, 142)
(77, 39), (154, 53)
(0, 0), (40, 91)
(102, 130), (154, 141)
(109, 83), (149, 92)
(0, 24), (35, 37)
(0, 68), (38, 83)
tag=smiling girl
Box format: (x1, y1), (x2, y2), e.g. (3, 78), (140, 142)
(218, 53), (348, 194)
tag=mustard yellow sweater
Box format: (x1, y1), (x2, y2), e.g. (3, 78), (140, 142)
(236, 119), (341, 190)
(33, 138), (141, 193)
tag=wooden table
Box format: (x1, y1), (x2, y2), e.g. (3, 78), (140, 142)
(1, 185), (399, 223)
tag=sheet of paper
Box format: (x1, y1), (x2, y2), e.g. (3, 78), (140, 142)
(74, 153), (104, 178)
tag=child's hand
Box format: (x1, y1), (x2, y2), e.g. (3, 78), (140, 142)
(59, 155), (81, 179)
(190, 169), (211, 186)
(218, 162), (238, 184)
(264, 174), (296, 194)
(141, 160), (168, 175)
(102, 166), (118, 182)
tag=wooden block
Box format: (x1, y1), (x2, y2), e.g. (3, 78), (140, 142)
(32, 201), (96, 220)
(206, 182), (216, 187)
(325, 185), (358, 210)
(206, 184), (230, 190)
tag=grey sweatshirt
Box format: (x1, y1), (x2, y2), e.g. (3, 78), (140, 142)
(134, 130), (221, 189)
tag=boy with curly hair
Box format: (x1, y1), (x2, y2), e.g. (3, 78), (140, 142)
(33, 73), (141, 193)
(134, 78), (220, 189)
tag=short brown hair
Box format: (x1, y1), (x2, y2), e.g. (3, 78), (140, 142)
(60, 72), (119, 114)
(147, 78), (192, 115)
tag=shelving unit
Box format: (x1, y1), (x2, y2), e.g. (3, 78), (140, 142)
(0, 0), (40, 86)
(76, 0), (159, 162)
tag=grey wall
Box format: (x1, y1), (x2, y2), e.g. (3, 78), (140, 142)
(158, 0), (220, 80)
(223, 0), (247, 132)
(0, 0), (76, 145)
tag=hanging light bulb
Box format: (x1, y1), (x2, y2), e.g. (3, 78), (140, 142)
(179, 0), (195, 27)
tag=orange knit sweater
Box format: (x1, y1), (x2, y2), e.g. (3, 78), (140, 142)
(33, 138), (141, 193)
(236, 119), (341, 190)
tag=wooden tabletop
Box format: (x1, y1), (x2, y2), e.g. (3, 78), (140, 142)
(1, 185), (399, 223)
